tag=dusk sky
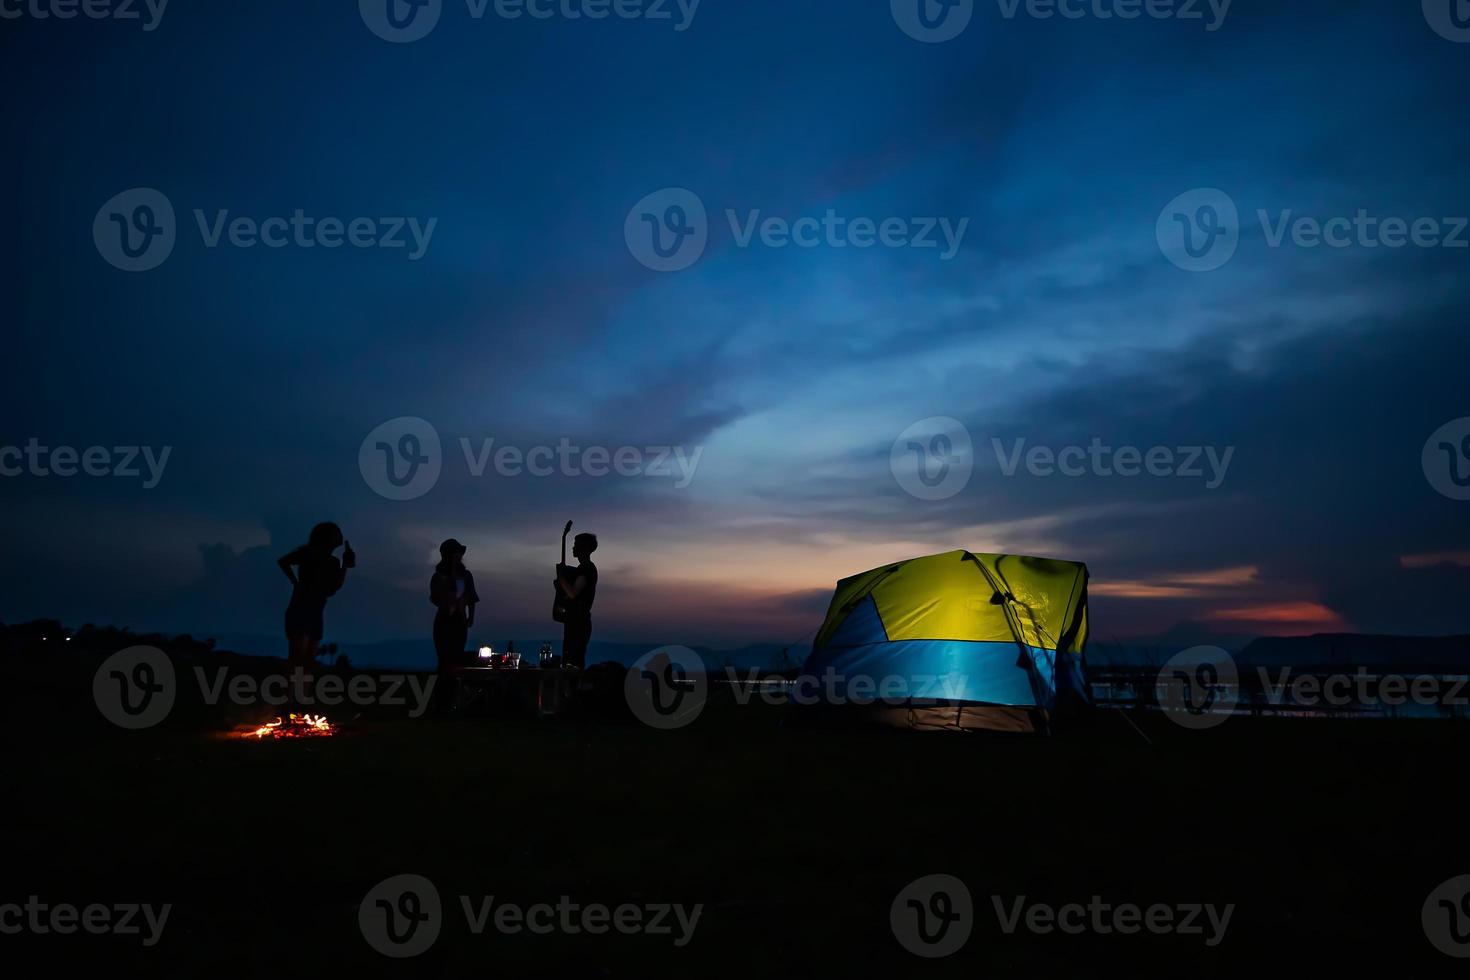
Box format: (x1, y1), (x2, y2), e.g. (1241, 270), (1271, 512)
(3, 0), (1468, 655)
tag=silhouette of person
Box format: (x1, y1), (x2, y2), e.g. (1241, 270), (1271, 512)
(429, 538), (478, 711)
(277, 523), (354, 707)
(555, 532), (598, 670)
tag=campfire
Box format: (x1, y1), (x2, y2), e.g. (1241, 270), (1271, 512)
(240, 713), (336, 739)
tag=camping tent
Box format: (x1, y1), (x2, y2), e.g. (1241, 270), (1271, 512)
(800, 550), (1090, 733)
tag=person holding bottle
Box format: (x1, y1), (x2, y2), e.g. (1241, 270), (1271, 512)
(278, 521), (354, 672)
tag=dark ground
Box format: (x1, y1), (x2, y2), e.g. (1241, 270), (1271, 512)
(3, 656), (1469, 978)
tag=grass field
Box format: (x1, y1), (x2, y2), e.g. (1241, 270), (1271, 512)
(6, 664), (1470, 979)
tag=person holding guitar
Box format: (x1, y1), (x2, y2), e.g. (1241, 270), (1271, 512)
(553, 521), (598, 670)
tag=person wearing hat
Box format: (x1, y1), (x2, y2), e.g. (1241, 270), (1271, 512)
(429, 538), (479, 713)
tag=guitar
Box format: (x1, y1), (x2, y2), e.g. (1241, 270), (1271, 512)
(551, 520), (573, 622)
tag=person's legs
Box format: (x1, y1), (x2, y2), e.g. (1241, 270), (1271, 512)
(562, 617), (590, 670)
(432, 615), (466, 714)
(299, 638), (319, 712)
(285, 632), (304, 666)
(283, 635), (319, 718)
(283, 632), (306, 719)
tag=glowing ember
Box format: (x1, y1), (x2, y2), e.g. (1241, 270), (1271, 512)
(242, 713), (335, 739)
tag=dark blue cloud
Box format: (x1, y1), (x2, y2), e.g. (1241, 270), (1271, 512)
(2, 0), (1467, 649)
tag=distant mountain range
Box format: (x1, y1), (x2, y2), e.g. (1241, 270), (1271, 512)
(1236, 634), (1470, 672)
(210, 633), (807, 672)
(26, 621), (1470, 675)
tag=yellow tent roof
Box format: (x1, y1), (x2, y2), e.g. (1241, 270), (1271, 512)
(814, 550), (1089, 653)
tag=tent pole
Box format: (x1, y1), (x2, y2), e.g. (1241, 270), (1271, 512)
(963, 552), (1053, 735)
